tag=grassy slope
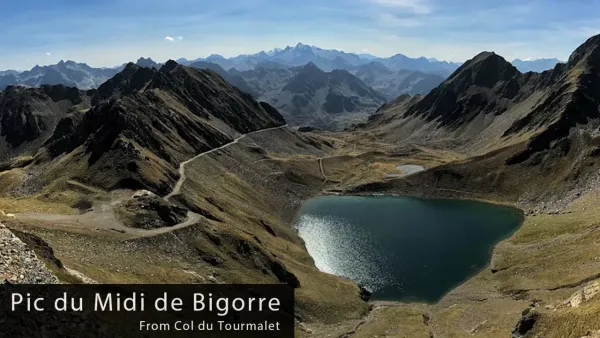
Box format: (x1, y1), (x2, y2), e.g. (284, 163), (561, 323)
(3, 120), (600, 336)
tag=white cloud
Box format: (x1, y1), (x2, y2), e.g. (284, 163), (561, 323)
(164, 36), (175, 42)
(45, 52), (51, 56)
(361, 49), (369, 52)
(177, 36), (184, 40)
(369, 0), (431, 14)
(523, 57), (533, 61)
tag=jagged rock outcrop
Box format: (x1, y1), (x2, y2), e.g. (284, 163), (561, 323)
(135, 57), (161, 69)
(91, 63), (156, 105)
(511, 308), (539, 338)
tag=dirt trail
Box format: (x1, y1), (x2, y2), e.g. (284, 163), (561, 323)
(14, 125), (288, 239)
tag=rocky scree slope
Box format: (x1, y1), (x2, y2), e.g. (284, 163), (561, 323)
(0, 221), (58, 284)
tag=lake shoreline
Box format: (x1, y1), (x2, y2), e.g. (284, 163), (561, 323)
(295, 194), (524, 303)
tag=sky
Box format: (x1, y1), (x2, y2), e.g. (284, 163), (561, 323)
(1, 0), (600, 70)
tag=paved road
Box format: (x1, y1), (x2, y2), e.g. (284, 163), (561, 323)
(15, 124), (289, 239)
(164, 124), (288, 201)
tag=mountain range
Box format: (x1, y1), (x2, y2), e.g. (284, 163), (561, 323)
(0, 43), (563, 92)
(360, 38), (599, 203)
(2, 29), (600, 337)
(0, 60), (119, 90)
(0, 45), (566, 132)
(179, 43), (463, 76)
(511, 57), (564, 73)
(265, 62), (387, 129)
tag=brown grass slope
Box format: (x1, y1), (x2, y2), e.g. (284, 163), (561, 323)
(0, 60), (370, 332)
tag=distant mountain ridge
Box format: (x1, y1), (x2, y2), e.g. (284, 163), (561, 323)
(190, 43), (462, 76)
(1, 46), (565, 94)
(0, 60), (120, 90)
(511, 58), (563, 73)
(352, 61), (445, 99)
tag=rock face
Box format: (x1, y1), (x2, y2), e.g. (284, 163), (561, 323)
(117, 194), (188, 229)
(135, 57), (161, 69)
(0, 222), (59, 284)
(565, 280), (600, 308)
(91, 63), (157, 105)
(0, 85), (92, 161)
(39, 60), (286, 194)
(405, 51), (523, 126)
(511, 308), (539, 338)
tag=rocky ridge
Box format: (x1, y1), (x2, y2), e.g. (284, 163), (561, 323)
(0, 221), (58, 284)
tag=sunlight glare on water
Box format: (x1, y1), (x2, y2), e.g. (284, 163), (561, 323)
(296, 214), (397, 293)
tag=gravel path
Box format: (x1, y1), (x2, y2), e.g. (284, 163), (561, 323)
(0, 221), (58, 284)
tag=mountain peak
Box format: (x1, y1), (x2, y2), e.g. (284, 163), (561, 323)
(161, 60), (180, 72)
(567, 33), (600, 69)
(470, 51), (499, 62)
(446, 51), (518, 88)
(301, 62), (322, 72)
(136, 57), (160, 69)
(123, 62), (139, 71)
(207, 54), (225, 60)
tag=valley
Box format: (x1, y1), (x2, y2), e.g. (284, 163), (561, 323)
(1, 33), (600, 338)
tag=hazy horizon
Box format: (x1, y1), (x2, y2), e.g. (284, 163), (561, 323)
(0, 43), (568, 72)
(2, 0), (599, 69)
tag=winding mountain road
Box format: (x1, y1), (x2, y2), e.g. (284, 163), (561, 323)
(164, 124), (288, 201)
(13, 124), (289, 239)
